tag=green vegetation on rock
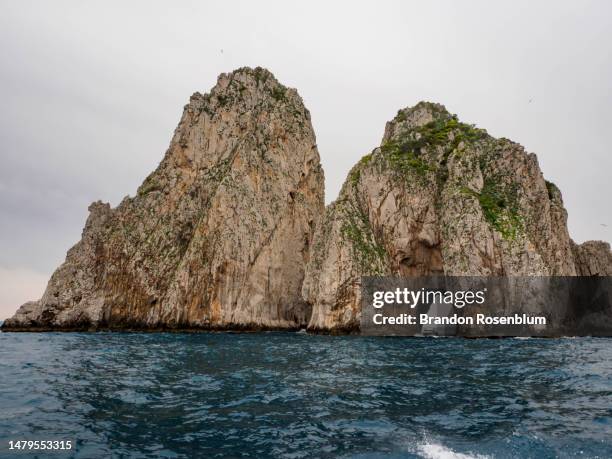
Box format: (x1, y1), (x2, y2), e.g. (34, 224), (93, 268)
(339, 201), (386, 274)
(545, 180), (559, 200)
(271, 86), (286, 101)
(462, 177), (523, 240)
(381, 114), (487, 180)
(138, 177), (162, 196)
(381, 140), (432, 177)
(395, 109), (407, 122)
(252, 67), (270, 86)
(348, 153), (374, 186)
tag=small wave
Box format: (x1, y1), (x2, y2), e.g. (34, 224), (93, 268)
(418, 442), (489, 459)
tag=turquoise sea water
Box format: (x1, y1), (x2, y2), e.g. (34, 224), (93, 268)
(0, 332), (611, 458)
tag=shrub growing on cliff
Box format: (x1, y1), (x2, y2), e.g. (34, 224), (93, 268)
(462, 178), (523, 240)
(545, 180), (560, 200)
(340, 202), (387, 274)
(271, 86), (286, 101)
(138, 177), (162, 196)
(348, 153), (375, 186)
(381, 140), (432, 177)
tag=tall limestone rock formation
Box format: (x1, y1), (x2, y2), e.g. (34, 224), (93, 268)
(3, 88), (610, 334)
(3, 67), (324, 331)
(302, 102), (612, 332)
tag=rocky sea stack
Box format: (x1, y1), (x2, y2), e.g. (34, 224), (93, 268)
(2, 70), (611, 333)
(3, 67), (324, 331)
(302, 102), (612, 332)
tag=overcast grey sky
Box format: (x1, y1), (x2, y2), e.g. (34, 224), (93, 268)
(1, 1), (611, 319)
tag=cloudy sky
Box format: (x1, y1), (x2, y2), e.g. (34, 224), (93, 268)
(1, 1), (611, 319)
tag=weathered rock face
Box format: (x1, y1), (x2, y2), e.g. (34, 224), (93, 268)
(3, 91), (610, 334)
(303, 102), (611, 332)
(3, 67), (324, 331)
(572, 241), (612, 276)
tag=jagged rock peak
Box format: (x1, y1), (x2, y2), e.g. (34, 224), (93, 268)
(383, 101), (452, 142)
(186, 67), (310, 122)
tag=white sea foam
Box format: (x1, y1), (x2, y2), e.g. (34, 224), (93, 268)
(418, 442), (489, 459)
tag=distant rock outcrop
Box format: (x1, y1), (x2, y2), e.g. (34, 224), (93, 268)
(302, 102), (611, 332)
(3, 67), (324, 331)
(572, 241), (612, 276)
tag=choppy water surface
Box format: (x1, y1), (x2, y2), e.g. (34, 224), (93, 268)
(1, 332), (611, 458)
